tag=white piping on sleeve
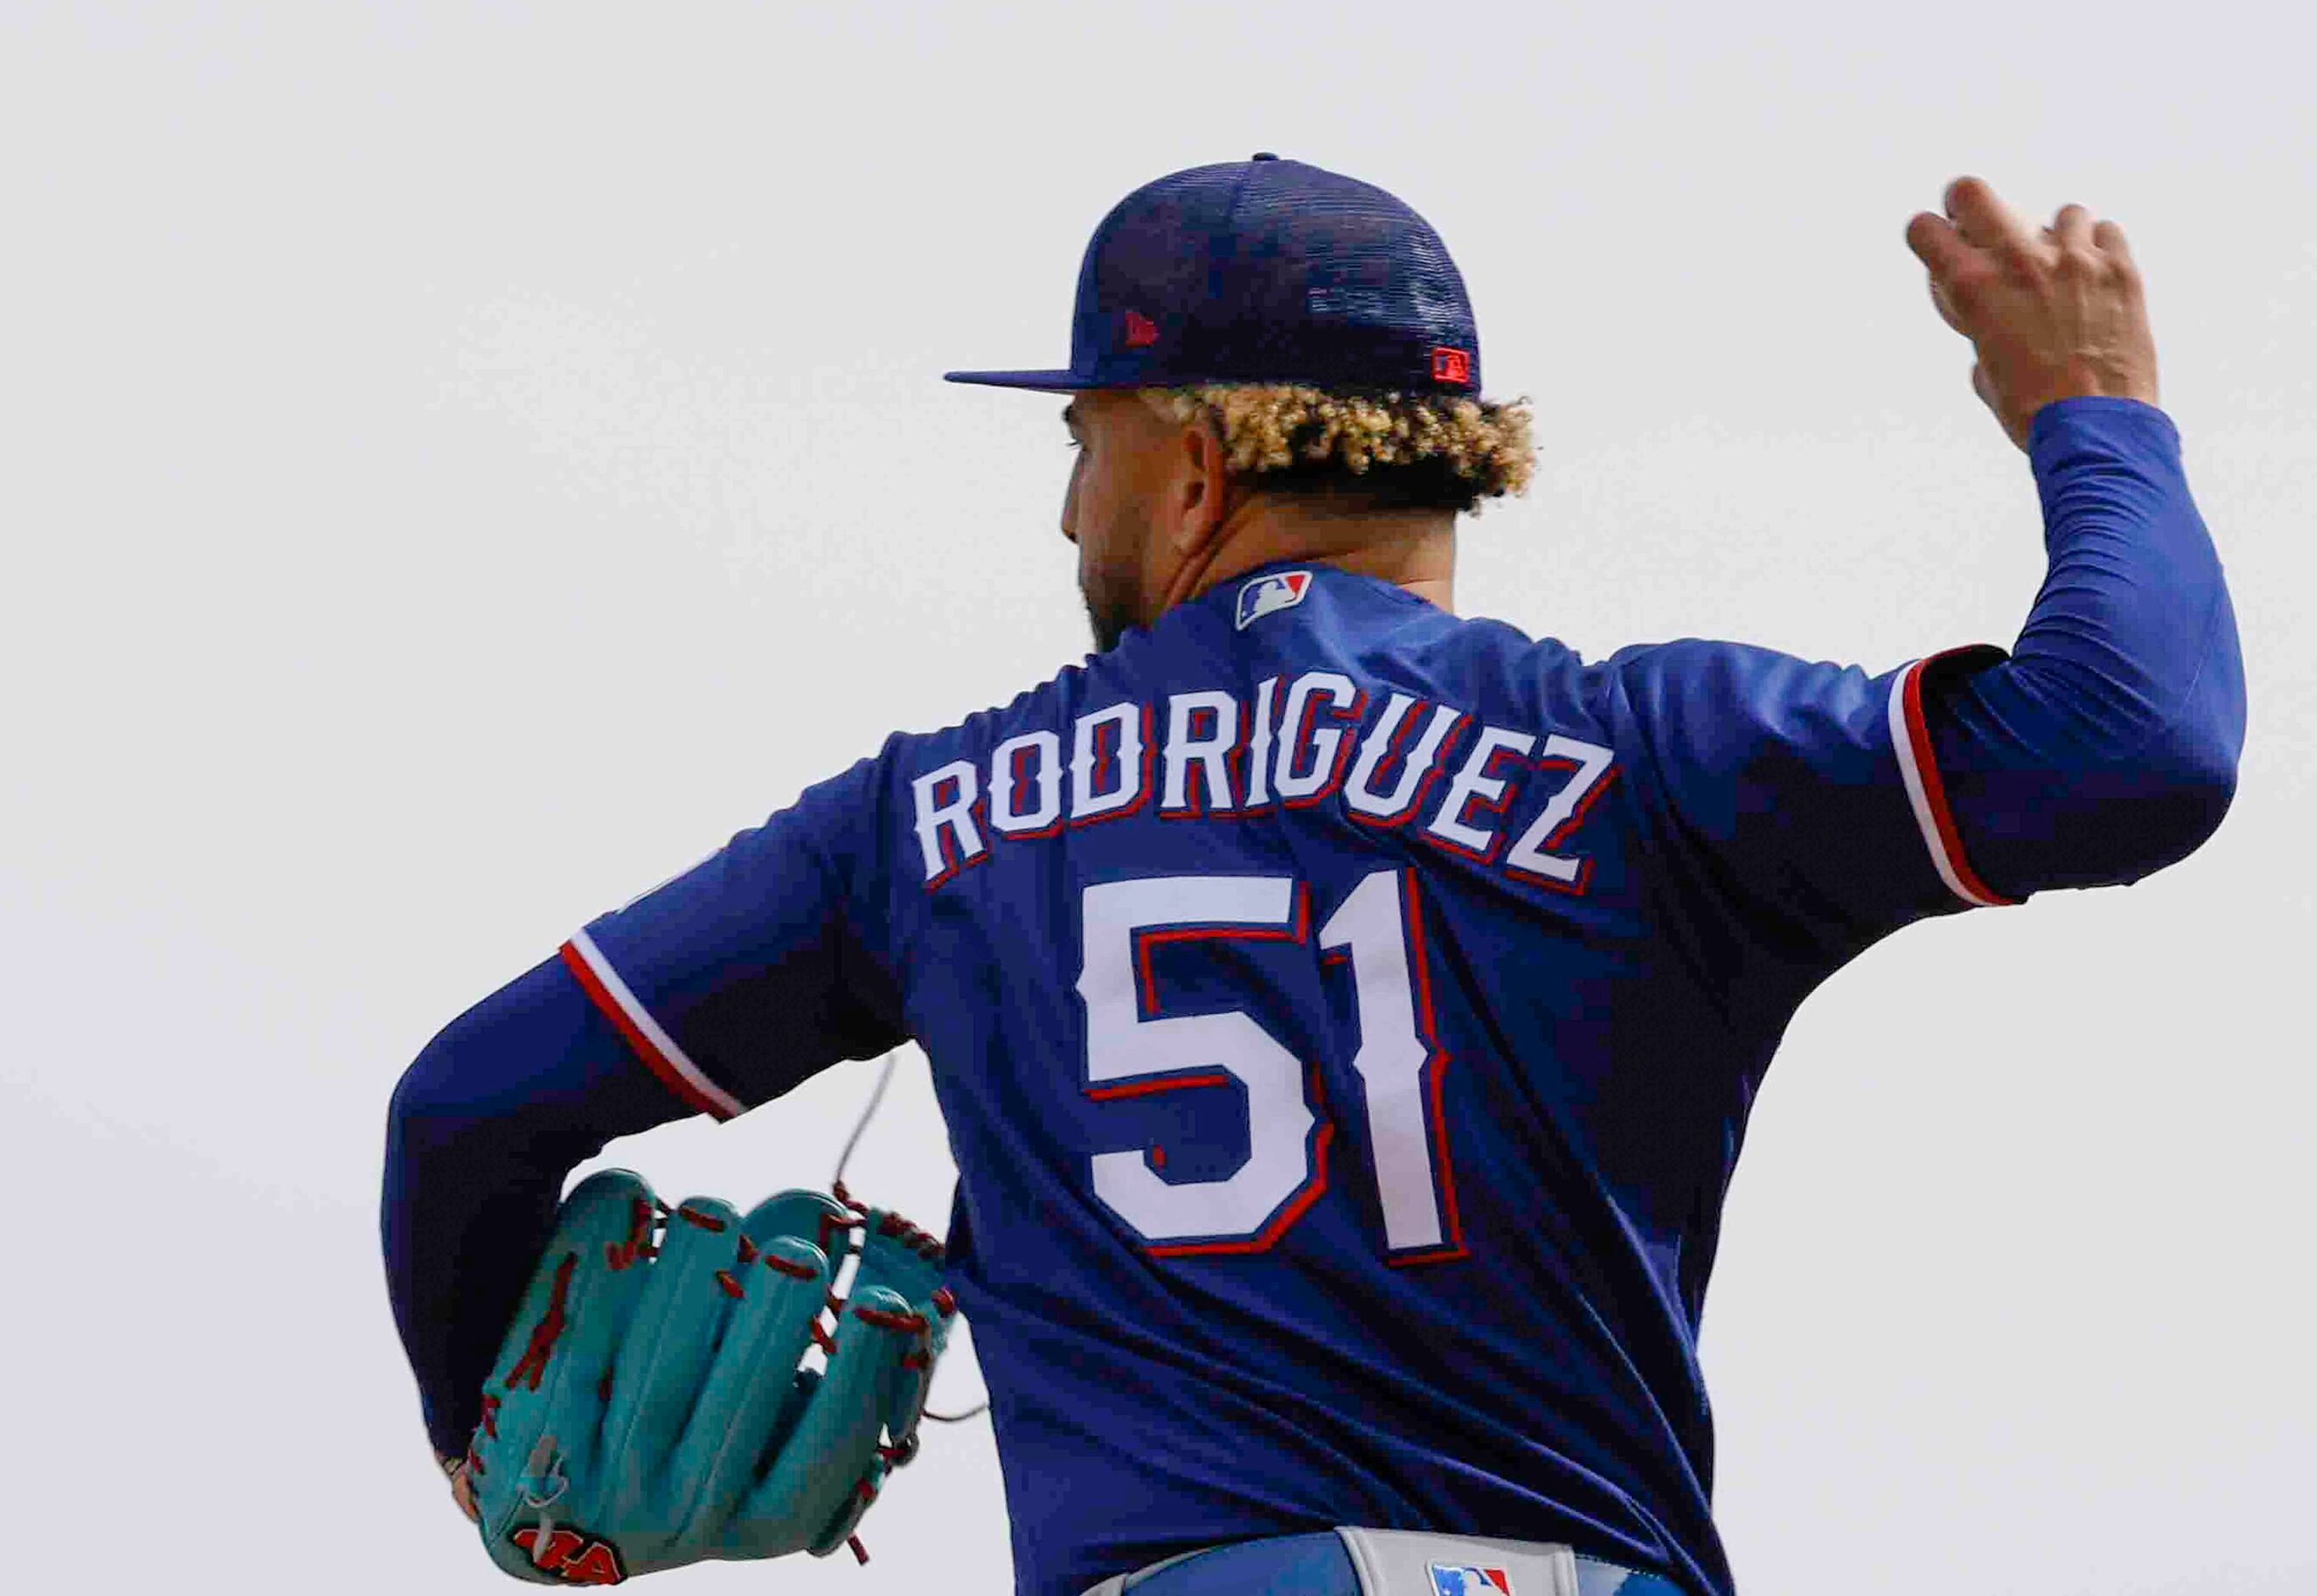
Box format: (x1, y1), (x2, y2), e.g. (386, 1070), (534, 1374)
(1886, 659), (2008, 909)
(565, 927), (748, 1119)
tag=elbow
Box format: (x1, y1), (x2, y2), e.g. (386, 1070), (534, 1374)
(2104, 591), (2247, 875)
(385, 957), (668, 1179)
(1958, 603), (2244, 893)
(2073, 720), (2240, 888)
(386, 1024), (479, 1162)
(1958, 720), (2241, 897)
(2133, 718), (2240, 873)
(387, 993), (541, 1153)
(388, 971), (561, 1140)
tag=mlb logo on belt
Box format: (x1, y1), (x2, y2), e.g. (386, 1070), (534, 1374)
(1429, 1564), (1512, 1596)
(1235, 569), (1313, 631)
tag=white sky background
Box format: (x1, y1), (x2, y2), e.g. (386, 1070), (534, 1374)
(3, 3), (2310, 1592)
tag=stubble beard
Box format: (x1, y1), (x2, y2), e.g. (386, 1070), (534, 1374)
(1084, 589), (1137, 654)
(1079, 542), (1145, 655)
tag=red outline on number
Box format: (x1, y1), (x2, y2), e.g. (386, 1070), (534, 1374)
(1085, 1068), (1234, 1185)
(1132, 885), (1312, 1016)
(1095, 884), (1329, 1259)
(1146, 1063), (1335, 1258)
(1086, 1070), (1232, 1101)
(1385, 869), (1467, 1266)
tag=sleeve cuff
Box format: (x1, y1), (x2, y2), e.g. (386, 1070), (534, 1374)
(1888, 649), (2019, 909)
(559, 931), (747, 1120)
(2028, 394), (2178, 457)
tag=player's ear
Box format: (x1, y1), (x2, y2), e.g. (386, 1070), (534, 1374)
(1168, 413), (1232, 556)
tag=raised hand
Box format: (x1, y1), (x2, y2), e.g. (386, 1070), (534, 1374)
(1906, 176), (2160, 450)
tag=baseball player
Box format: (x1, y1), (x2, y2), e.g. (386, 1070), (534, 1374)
(385, 156), (2243, 1596)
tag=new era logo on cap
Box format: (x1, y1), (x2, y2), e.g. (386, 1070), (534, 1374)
(1123, 309), (1159, 348)
(1234, 569), (1312, 630)
(1429, 1565), (1513, 1596)
(1431, 345), (1472, 385)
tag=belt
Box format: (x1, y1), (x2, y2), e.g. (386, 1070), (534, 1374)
(1080, 1528), (1692, 1596)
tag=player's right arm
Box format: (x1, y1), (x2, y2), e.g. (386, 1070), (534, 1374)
(381, 750), (911, 1484)
(382, 953), (687, 1470)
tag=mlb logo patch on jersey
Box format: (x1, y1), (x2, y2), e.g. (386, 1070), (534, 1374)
(1235, 569), (1313, 630)
(1429, 1565), (1513, 1596)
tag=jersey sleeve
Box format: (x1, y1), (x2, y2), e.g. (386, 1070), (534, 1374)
(1611, 637), (2013, 962)
(560, 751), (911, 1118)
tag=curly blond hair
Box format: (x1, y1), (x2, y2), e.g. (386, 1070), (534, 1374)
(1143, 385), (1534, 512)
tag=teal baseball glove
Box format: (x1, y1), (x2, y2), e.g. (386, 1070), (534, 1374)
(461, 1169), (955, 1585)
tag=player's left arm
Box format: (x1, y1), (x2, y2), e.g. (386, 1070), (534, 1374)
(1917, 393), (2241, 900)
(381, 750), (911, 1486)
(1901, 179), (2244, 900)
(1615, 185), (2241, 959)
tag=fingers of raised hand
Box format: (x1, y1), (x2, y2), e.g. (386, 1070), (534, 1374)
(2092, 217), (2142, 290)
(2036, 203), (2142, 297)
(1943, 175), (2039, 260)
(1905, 210), (1974, 278)
(2047, 201), (2095, 257)
(1908, 210), (1996, 331)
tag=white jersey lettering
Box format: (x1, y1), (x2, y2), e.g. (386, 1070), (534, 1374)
(911, 759), (985, 885)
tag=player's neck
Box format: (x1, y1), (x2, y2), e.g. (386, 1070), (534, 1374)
(1168, 500), (1458, 617)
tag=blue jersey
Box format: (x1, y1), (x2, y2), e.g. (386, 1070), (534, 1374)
(382, 399), (2241, 1595)
(562, 561), (2013, 1596)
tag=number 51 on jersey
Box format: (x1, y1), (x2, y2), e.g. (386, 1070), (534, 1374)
(1078, 869), (1464, 1265)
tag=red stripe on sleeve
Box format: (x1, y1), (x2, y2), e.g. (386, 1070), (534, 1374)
(558, 940), (737, 1120)
(1901, 659), (2018, 908)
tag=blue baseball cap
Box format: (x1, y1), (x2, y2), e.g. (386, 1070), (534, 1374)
(945, 154), (1481, 396)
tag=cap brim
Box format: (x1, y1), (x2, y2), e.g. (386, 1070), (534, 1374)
(943, 368), (1101, 392)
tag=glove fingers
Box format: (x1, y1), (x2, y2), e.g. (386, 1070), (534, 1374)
(739, 1189), (858, 1269)
(663, 1233), (832, 1538)
(882, 1284), (955, 1453)
(596, 1195), (745, 1511)
(730, 1283), (926, 1557)
(847, 1219), (952, 1449)
(471, 1170), (659, 1577)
